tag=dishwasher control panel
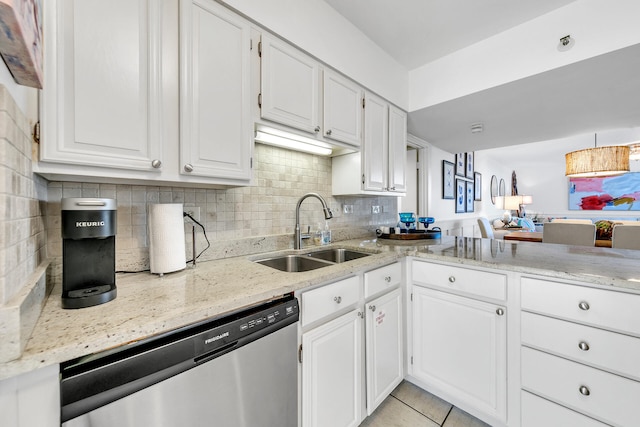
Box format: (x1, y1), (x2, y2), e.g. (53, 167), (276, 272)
(195, 296), (299, 358)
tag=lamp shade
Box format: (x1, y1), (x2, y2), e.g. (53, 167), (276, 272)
(503, 196), (522, 211)
(565, 146), (629, 177)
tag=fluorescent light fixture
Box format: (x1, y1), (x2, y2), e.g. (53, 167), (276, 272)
(254, 125), (333, 156)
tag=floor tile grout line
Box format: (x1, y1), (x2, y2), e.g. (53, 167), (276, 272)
(440, 405), (454, 426)
(390, 394), (450, 426)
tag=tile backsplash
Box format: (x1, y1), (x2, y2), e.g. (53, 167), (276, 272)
(46, 144), (398, 271)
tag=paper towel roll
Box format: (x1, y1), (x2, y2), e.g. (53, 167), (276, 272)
(148, 203), (186, 275)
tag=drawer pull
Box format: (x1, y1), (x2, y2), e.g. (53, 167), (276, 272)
(358, 311), (364, 318)
(369, 305), (376, 312)
(496, 308), (505, 316)
(579, 385), (590, 396)
(384, 276), (392, 283)
(333, 296), (342, 304)
(578, 301), (590, 311)
(448, 276), (456, 283)
(578, 341), (590, 351)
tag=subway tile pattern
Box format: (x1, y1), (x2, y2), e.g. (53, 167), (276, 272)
(45, 144), (398, 272)
(0, 86), (46, 304)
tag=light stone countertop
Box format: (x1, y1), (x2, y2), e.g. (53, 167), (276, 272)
(2, 236), (640, 380)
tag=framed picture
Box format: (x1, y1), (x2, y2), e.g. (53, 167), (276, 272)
(466, 181), (474, 212)
(465, 152), (474, 178)
(455, 179), (465, 213)
(442, 160), (455, 199)
(474, 172), (482, 201)
(455, 153), (465, 177)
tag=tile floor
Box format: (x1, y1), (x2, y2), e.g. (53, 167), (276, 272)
(360, 381), (491, 427)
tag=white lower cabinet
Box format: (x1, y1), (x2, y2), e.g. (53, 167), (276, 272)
(520, 276), (640, 426)
(302, 308), (363, 427)
(300, 263), (403, 427)
(365, 288), (403, 414)
(411, 285), (507, 422)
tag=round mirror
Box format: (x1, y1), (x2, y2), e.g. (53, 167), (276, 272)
(499, 178), (506, 197)
(490, 175), (498, 204)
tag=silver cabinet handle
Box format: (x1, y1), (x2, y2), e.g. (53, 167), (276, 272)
(369, 305), (376, 312)
(578, 301), (590, 311)
(334, 296), (342, 304)
(384, 276), (391, 283)
(578, 341), (590, 351)
(496, 308), (505, 316)
(579, 385), (590, 396)
(151, 159), (162, 168)
(314, 126), (320, 133)
(358, 311), (364, 318)
(184, 164), (194, 173)
(326, 129), (332, 135)
(448, 276), (456, 283)
(390, 187), (396, 191)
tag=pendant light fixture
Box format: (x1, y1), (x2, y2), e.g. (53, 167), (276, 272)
(565, 133), (630, 177)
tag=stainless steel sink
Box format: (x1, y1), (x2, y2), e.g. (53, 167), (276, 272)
(254, 255), (333, 272)
(254, 248), (372, 272)
(306, 248), (371, 263)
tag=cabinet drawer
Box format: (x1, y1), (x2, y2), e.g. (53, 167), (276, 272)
(364, 262), (401, 298)
(521, 277), (640, 336)
(522, 312), (640, 381)
(412, 260), (506, 301)
(521, 347), (640, 427)
(521, 391), (608, 427)
(302, 276), (360, 326)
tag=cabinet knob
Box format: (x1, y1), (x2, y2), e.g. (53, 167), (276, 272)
(496, 308), (505, 316)
(448, 276), (456, 283)
(369, 305), (376, 312)
(151, 159), (162, 168)
(578, 301), (590, 311)
(358, 311), (364, 318)
(314, 126), (320, 133)
(579, 385), (590, 396)
(384, 276), (392, 283)
(334, 296), (342, 304)
(184, 164), (194, 173)
(326, 129), (332, 135)
(578, 341), (590, 351)
(390, 187), (396, 191)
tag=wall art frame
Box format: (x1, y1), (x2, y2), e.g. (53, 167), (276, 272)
(466, 181), (474, 212)
(474, 172), (482, 201)
(442, 160), (455, 199)
(455, 153), (465, 177)
(465, 152), (474, 179)
(455, 179), (466, 213)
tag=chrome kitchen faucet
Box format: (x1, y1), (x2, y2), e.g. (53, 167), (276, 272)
(294, 193), (333, 249)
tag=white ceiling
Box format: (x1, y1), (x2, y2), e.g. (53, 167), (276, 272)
(323, 0), (640, 152)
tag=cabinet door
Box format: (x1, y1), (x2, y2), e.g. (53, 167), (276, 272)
(260, 34), (320, 134)
(302, 309), (364, 427)
(42, 0), (163, 171)
(323, 70), (363, 147)
(362, 92), (388, 191)
(388, 105), (407, 193)
(365, 288), (403, 415)
(411, 286), (507, 421)
(179, 0), (252, 180)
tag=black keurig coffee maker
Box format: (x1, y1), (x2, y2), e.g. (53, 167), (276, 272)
(61, 198), (117, 309)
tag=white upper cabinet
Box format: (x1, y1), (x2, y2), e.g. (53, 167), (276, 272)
(388, 105), (408, 193)
(260, 34), (320, 135)
(179, 0), (252, 181)
(41, 0), (164, 172)
(362, 92), (389, 192)
(332, 93), (407, 196)
(323, 69), (363, 147)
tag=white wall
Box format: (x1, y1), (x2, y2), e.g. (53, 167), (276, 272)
(0, 61), (38, 123)
(409, 0), (640, 111)
(220, 0), (409, 109)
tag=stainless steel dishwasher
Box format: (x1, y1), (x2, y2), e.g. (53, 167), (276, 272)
(60, 294), (299, 427)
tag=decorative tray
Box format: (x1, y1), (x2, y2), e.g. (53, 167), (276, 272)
(378, 229), (441, 240)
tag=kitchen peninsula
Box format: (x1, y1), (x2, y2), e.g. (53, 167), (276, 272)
(2, 236), (640, 426)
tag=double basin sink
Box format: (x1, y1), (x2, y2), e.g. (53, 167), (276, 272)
(254, 248), (371, 272)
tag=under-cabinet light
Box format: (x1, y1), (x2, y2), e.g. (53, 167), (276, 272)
(254, 125), (333, 156)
